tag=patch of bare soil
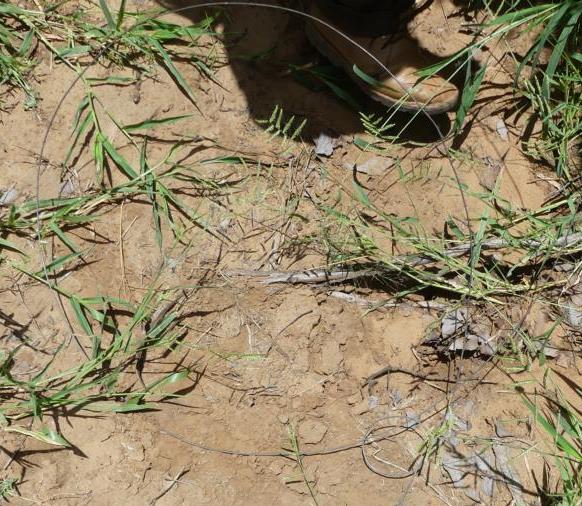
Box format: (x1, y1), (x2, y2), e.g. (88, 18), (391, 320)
(0, 0), (579, 504)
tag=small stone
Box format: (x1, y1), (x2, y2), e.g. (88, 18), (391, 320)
(354, 156), (395, 176)
(482, 476), (495, 497)
(477, 333), (497, 356)
(495, 117), (509, 141)
(268, 460), (286, 476)
(446, 431), (460, 447)
(313, 131), (337, 157)
(532, 310), (551, 338)
(563, 294), (582, 328)
(455, 417), (471, 432)
(494, 418), (513, 438)
(465, 488), (481, 502)
(121, 441), (144, 462)
(298, 419), (328, 444)
(479, 157), (502, 190)
(493, 443), (525, 504)
(442, 454), (467, 487)
(389, 389), (403, 407)
(219, 217), (232, 231)
(346, 392), (361, 406)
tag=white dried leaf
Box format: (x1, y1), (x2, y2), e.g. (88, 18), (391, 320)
(60, 179), (76, 196)
(0, 188), (18, 205)
(449, 335), (479, 352)
(534, 341), (559, 358)
(563, 296), (582, 328)
(441, 308), (469, 338)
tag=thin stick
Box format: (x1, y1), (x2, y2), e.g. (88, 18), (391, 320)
(267, 309), (314, 360)
(149, 467), (190, 506)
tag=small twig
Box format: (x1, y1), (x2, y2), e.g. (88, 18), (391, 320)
(227, 266), (383, 284)
(363, 365), (497, 390)
(161, 428), (405, 459)
(360, 426), (421, 479)
(276, 310), (314, 337)
(149, 467), (190, 505)
(267, 309), (314, 361)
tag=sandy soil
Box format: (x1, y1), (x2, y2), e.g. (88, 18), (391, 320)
(0, 0), (579, 504)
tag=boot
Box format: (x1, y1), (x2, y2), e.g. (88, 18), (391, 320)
(306, 4), (459, 114)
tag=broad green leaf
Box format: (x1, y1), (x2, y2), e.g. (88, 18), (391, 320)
(94, 134), (104, 184)
(79, 400), (154, 413)
(542, 10), (581, 99)
(70, 297), (94, 337)
(521, 395), (582, 461)
(116, 0), (127, 29)
(86, 75), (136, 85)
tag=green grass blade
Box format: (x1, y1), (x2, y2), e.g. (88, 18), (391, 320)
(454, 64), (487, 133)
(33, 251), (83, 277)
(352, 65), (382, 86)
(50, 222), (80, 253)
(5, 426), (71, 447)
(149, 39), (198, 106)
(0, 238), (27, 256)
(101, 137), (138, 179)
(522, 395), (582, 461)
(122, 114), (192, 132)
(116, 0), (127, 29)
(97, 0), (115, 30)
(542, 9), (581, 99)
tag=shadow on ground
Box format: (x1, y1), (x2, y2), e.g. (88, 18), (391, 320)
(158, 0), (452, 143)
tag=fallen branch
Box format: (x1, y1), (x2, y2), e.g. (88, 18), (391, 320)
(225, 232), (582, 285)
